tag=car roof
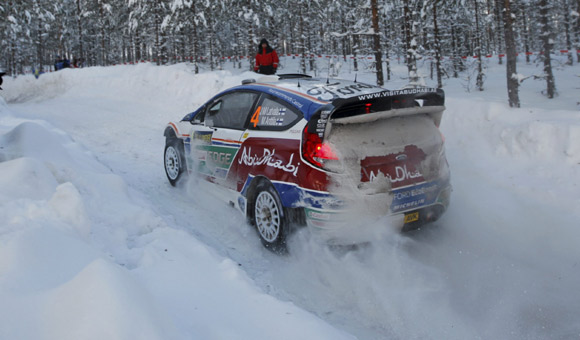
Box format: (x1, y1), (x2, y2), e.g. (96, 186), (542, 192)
(234, 76), (386, 120)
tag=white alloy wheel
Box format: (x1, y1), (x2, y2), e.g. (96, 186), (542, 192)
(255, 190), (282, 242)
(165, 145), (181, 181)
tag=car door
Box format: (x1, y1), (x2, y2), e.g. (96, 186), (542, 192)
(189, 90), (259, 187)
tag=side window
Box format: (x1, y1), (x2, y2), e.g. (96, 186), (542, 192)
(249, 96), (302, 130)
(205, 92), (258, 130)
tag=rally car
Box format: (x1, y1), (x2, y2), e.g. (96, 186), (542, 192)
(164, 74), (451, 251)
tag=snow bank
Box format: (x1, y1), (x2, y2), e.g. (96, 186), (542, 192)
(444, 96), (580, 216)
(2, 64), (257, 114)
(0, 108), (354, 339)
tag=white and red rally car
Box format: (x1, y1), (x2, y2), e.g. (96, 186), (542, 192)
(164, 74), (451, 251)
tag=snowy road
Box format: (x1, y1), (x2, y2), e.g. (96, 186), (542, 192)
(2, 62), (579, 339)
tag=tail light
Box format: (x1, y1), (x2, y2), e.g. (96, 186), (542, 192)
(302, 125), (338, 170)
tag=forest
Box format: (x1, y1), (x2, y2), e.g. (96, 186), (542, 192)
(1, 0), (579, 106)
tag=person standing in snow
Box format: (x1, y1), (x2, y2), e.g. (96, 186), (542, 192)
(0, 71), (5, 90)
(254, 39), (279, 75)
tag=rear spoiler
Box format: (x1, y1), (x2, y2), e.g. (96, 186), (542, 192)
(307, 87), (445, 140)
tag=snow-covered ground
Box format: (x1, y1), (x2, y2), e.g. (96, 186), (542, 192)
(0, 55), (579, 339)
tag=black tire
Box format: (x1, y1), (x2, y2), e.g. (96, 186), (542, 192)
(164, 138), (186, 186)
(252, 181), (289, 253)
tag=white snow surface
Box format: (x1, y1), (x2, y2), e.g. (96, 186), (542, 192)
(1, 57), (579, 339)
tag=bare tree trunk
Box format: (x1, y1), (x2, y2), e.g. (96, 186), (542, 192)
(234, 28), (241, 69)
(99, 0), (106, 66)
(125, 34), (132, 63)
(299, 7), (307, 74)
(539, 0), (556, 98)
(451, 25), (459, 78)
(308, 32), (314, 72)
(495, 0), (504, 64)
(563, 1), (573, 65)
(37, 20), (44, 72)
(576, 0), (580, 62)
(521, 2), (531, 64)
(342, 15), (348, 62)
(352, 34), (359, 72)
(247, 0), (255, 72)
(486, 0), (495, 52)
(10, 41), (17, 76)
(474, 0), (485, 91)
(192, 2), (199, 74)
(76, 0), (84, 63)
(209, 30), (215, 71)
(370, 0), (384, 86)
(135, 31), (142, 62)
(433, 0), (443, 88)
(403, 0), (418, 83)
(155, 0), (161, 65)
(383, 19), (391, 81)
(248, 25), (254, 71)
(503, 0), (520, 107)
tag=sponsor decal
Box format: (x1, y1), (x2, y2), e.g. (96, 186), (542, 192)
(357, 87), (437, 101)
(268, 88), (304, 109)
(259, 106), (288, 126)
(238, 147), (300, 177)
(207, 150), (233, 167)
(369, 165), (422, 184)
(393, 183), (438, 200)
(316, 110), (331, 138)
(306, 82), (378, 101)
(261, 106), (287, 116)
(195, 145), (238, 178)
(360, 145), (427, 186)
(192, 131), (213, 144)
(390, 182), (441, 213)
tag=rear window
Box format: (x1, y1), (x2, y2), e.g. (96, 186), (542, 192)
(249, 96), (302, 131)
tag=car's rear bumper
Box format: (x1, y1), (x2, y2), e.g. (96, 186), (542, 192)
(304, 184), (451, 244)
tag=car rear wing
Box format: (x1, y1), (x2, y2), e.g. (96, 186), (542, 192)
(307, 87), (445, 140)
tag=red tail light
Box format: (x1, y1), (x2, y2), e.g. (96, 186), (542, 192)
(365, 103), (372, 113)
(302, 126), (338, 169)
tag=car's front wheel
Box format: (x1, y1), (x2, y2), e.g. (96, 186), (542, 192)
(164, 139), (186, 186)
(252, 181), (289, 253)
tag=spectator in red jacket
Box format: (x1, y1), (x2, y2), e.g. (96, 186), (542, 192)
(254, 39), (279, 75)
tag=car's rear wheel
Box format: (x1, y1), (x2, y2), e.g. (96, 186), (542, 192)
(164, 139), (186, 186)
(252, 181), (288, 253)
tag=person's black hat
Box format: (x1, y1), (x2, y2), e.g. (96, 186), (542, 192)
(260, 39), (268, 45)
